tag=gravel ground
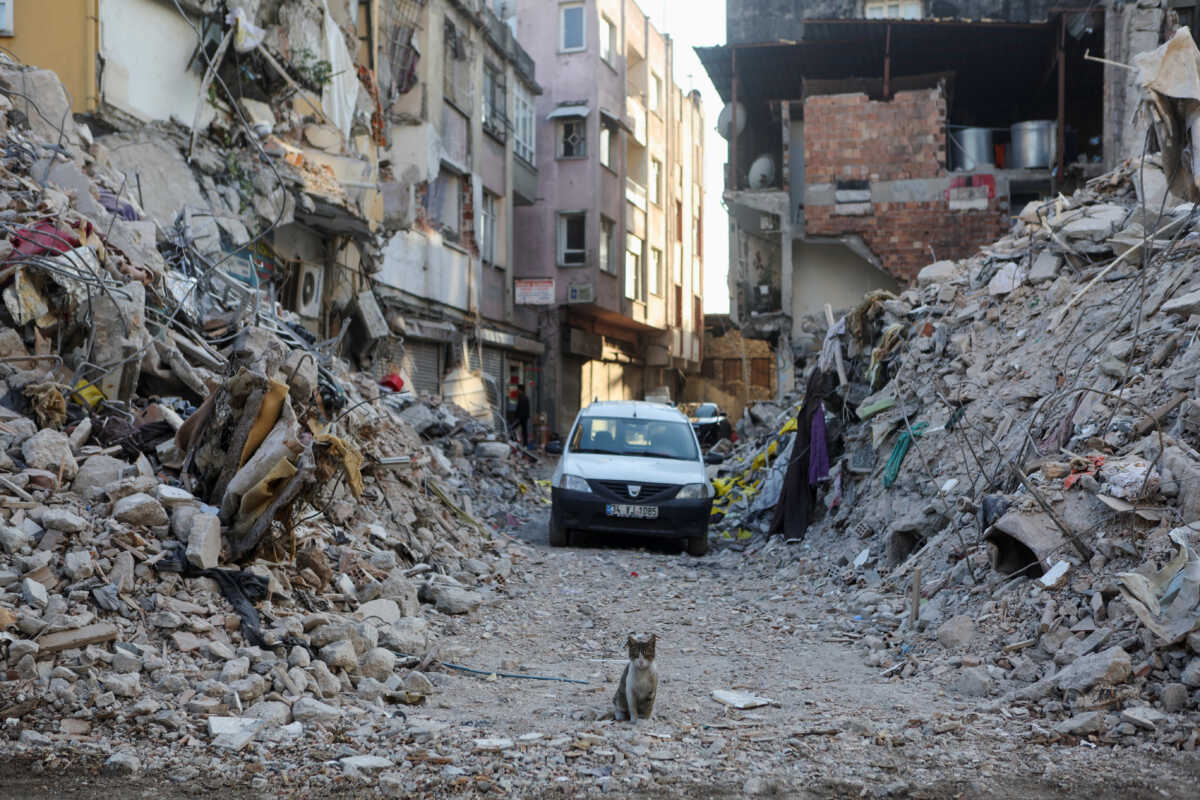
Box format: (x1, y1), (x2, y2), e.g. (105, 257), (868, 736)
(3, 508), (1200, 798)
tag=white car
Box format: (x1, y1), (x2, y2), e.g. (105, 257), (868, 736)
(546, 401), (722, 556)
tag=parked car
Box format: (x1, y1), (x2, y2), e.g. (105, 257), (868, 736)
(686, 402), (733, 447)
(546, 401), (723, 556)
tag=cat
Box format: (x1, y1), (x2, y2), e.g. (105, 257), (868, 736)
(613, 633), (658, 723)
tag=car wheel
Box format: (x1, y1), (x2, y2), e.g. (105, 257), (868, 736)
(685, 533), (709, 557)
(549, 509), (568, 547)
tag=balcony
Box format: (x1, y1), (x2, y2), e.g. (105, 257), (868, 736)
(625, 177), (647, 211)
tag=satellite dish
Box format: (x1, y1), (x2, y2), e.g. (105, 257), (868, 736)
(748, 154), (776, 189)
(717, 102), (746, 140)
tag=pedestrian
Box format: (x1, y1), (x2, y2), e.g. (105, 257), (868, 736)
(514, 385), (531, 447)
(769, 368), (833, 542)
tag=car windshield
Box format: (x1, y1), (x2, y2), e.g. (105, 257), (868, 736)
(568, 417), (699, 460)
(696, 403), (719, 418)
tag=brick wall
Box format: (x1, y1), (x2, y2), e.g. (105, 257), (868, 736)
(806, 200), (1009, 281)
(804, 89), (1009, 282)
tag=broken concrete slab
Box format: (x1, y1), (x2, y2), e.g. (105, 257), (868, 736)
(186, 512), (221, 569)
(37, 622), (119, 653)
(917, 260), (959, 287)
(1052, 646), (1132, 693)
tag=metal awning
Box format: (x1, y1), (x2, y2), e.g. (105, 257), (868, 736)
(547, 104), (589, 120)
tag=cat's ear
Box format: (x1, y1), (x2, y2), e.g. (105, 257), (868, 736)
(626, 635), (635, 650)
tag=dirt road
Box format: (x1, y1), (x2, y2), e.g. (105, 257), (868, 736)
(4, 508), (1200, 799)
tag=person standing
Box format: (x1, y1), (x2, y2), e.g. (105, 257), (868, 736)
(514, 386), (531, 447)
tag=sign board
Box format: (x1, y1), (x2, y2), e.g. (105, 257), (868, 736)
(567, 283), (595, 304)
(515, 278), (555, 305)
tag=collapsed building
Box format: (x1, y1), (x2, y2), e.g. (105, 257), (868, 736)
(696, 0), (1173, 395)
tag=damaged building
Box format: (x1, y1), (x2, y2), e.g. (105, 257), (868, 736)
(5, 0), (547, 431)
(696, 0), (1150, 394)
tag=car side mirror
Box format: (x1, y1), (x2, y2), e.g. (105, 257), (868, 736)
(704, 452), (725, 465)
(545, 441), (563, 455)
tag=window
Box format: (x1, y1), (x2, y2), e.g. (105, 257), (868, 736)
(443, 21), (470, 108)
(701, 359), (716, 379)
(558, 213), (586, 266)
(649, 247), (663, 296)
(483, 62), (507, 138)
(600, 16), (616, 64)
(424, 169), (462, 239)
(558, 119), (586, 158)
(649, 72), (662, 113)
(560, 3), (585, 51)
(514, 83), (536, 164)
(600, 126), (612, 168)
(480, 192), (498, 265)
(675, 201), (683, 241)
(722, 359), (741, 385)
(865, 0), (922, 19)
(751, 358), (771, 389)
(650, 159), (662, 205)
(0, 1), (12, 36)
(624, 234), (643, 300)
(600, 218), (615, 273)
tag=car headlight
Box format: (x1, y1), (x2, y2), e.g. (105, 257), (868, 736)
(558, 474), (592, 493)
(677, 483), (712, 499)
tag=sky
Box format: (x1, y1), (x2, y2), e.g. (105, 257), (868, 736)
(643, 0), (730, 314)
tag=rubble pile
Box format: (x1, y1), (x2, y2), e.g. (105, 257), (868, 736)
(0, 51), (551, 766)
(711, 148), (1200, 746)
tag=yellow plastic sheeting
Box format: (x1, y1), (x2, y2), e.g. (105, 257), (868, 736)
(235, 456), (298, 534)
(313, 431), (365, 498)
(779, 417), (798, 435)
(240, 378), (290, 466)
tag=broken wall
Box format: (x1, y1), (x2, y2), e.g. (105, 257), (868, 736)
(99, 0), (216, 128)
(1104, 1), (1165, 170)
(803, 89), (1009, 282)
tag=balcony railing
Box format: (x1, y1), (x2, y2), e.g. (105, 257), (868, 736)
(625, 96), (647, 146)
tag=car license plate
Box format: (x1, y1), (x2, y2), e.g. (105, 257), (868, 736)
(606, 504), (658, 519)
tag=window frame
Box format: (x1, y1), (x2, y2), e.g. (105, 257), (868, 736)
(560, 3), (586, 52)
(599, 125), (612, 169)
(599, 15), (616, 65)
(514, 83), (536, 165)
(650, 158), (662, 205)
(558, 118), (588, 159)
(482, 61), (508, 141)
(480, 191), (499, 266)
(599, 217), (616, 274)
(557, 212), (587, 267)
(624, 233), (644, 301)
(649, 247), (663, 297)
(649, 72), (662, 114)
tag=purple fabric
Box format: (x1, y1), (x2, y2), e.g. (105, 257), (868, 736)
(808, 402), (830, 486)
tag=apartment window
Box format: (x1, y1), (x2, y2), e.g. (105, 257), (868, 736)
(865, 0), (922, 19)
(480, 191), (499, 265)
(600, 217), (616, 273)
(649, 72), (662, 114)
(624, 234), (643, 300)
(443, 21), (470, 108)
(600, 126), (612, 169)
(649, 247), (663, 296)
(558, 213), (586, 266)
(560, 3), (585, 51)
(483, 62), (507, 139)
(722, 359), (741, 385)
(514, 83), (536, 164)
(558, 119), (587, 158)
(600, 16), (616, 65)
(424, 169), (463, 240)
(650, 159), (662, 205)
(693, 193), (703, 259)
(674, 201), (683, 241)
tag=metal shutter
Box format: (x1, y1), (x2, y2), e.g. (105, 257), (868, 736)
(408, 341), (443, 398)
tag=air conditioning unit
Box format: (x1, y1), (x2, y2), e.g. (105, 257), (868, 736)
(296, 262), (324, 319)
